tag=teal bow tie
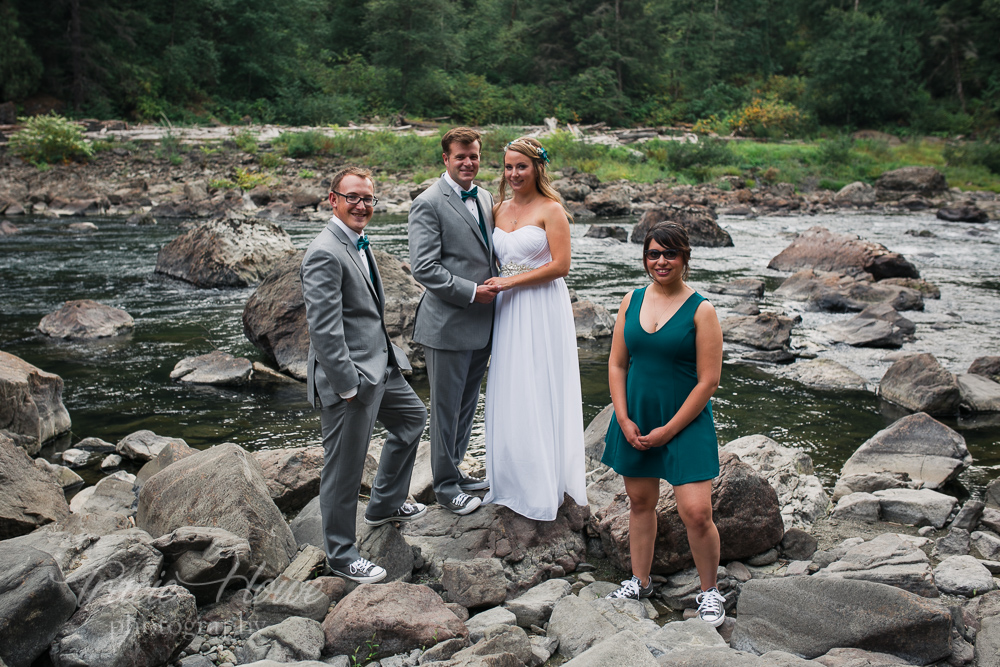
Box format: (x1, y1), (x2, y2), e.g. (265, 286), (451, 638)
(460, 186), (478, 202)
(356, 235), (370, 250)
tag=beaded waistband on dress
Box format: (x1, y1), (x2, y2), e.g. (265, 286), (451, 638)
(500, 262), (533, 277)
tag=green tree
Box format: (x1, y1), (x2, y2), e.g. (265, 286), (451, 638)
(0, 0), (42, 100)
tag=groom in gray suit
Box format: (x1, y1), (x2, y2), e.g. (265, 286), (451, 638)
(409, 127), (499, 515)
(302, 166), (428, 583)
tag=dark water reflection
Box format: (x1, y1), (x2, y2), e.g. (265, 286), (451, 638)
(1, 212), (998, 494)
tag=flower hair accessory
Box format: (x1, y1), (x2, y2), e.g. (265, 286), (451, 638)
(504, 140), (551, 164)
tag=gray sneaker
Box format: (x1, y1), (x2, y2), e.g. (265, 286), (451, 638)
(696, 587), (726, 627)
(459, 474), (489, 492)
(442, 492), (482, 515)
(331, 557), (386, 584)
(364, 501), (427, 526)
(606, 575), (654, 600)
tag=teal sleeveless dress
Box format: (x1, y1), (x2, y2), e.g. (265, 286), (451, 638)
(602, 287), (720, 484)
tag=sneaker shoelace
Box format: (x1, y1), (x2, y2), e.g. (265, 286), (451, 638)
(454, 493), (473, 506)
(399, 502), (416, 514)
(610, 577), (640, 599)
(696, 589), (724, 617)
(350, 557), (377, 575)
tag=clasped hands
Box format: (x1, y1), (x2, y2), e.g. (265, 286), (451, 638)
(474, 277), (513, 303)
(620, 418), (673, 451)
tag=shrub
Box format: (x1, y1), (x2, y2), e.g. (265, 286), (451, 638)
(944, 141), (1000, 175)
(234, 167), (271, 190)
(9, 112), (93, 164)
(274, 130), (332, 158)
(726, 98), (807, 138)
(234, 130), (258, 154)
(646, 138), (735, 174)
(259, 152), (284, 169)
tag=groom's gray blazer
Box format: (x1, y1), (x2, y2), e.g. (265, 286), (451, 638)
(303, 220), (409, 409)
(409, 178), (498, 350)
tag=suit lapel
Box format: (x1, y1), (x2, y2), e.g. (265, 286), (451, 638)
(327, 221), (379, 303)
(438, 179), (491, 255)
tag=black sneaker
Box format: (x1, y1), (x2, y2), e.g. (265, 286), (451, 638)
(459, 473), (489, 492)
(331, 557), (386, 584)
(364, 501), (427, 526)
(606, 575), (654, 600)
(442, 492), (482, 515)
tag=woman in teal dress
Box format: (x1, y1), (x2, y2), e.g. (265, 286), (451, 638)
(602, 222), (726, 628)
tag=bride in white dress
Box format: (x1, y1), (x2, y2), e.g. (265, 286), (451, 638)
(482, 137), (588, 521)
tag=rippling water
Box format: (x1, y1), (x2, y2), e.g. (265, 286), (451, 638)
(1, 211), (998, 493)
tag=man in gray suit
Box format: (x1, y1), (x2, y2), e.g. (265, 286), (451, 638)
(302, 166), (428, 583)
(409, 127), (499, 515)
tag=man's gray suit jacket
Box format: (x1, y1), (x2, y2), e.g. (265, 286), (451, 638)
(302, 220), (410, 409)
(408, 178), (498, 351)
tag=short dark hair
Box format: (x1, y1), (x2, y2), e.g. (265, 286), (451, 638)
(330, 166), (374, 194)
(441, 127), (482, 155)
(643, 222), (691, 280)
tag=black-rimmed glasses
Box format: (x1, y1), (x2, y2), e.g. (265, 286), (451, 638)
(333, 191), (379, 207)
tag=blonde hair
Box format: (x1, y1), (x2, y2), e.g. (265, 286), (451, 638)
(496, 137), (570, 218)
(330, 166), (373, 193)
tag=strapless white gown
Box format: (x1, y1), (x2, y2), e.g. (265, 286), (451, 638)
(483, 225), (588, 521)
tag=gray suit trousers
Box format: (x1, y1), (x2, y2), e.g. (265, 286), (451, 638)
(319, 366), (426, 570)
(425, 344), (491, 502)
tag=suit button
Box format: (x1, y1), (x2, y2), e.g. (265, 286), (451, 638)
(382, 348), (387, 352)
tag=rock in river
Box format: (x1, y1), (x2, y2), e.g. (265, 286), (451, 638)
(170, 350), (252, 385)
(720, 312), (795, 350)
(767, 226), (919, 280)
(0, 433), (71, 537)
(0, 351), (72, 454)
(774, 269), (924, 312)
(155, 216), (296, 287)
(38, 299), (134, 339)
(875, 166), (948, 198)
(878, 353), (963, 416)
(631, 205), (733, 247)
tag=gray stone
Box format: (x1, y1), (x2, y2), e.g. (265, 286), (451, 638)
(547, 595), (618, 658)
(779, 529), (818, 561)
(170, 350), (253, 386)
(583, 404), (614, 474)
(465, 606), (518, 642)
(589, 597), (658, 636)
(450, 625), (533, 665)
(137, 443), (297, 579)
(239, 616), (325, 663)
(150, 526), (254, 604)
(950, 499), (985, 531)
(730, 577), (951, 663)
(585, 183), (634, 216)
(50, 585), (198, 667)
(840, 412), (971, 491)
(834, 181), (876, 207)
(100, 454), (123, 470)
(778, 358), (867, 391)
(956, 373), (1000, 412)
(0, 433), (71, 537)
(873, 488), (957, 528)
(720, 312), (795, 350)
(0, 352), (72, 454)
(721, 434), (829, 530)
(33, 457), (84, 489)
(583, 224), (628, 241)
(442, 558), (507, 609)
(573, 298), (615, 340)
(775, 270), (923, 312)
(289, 495), (324, 550)
(62, 530), (164, 605)
(78, 470), (138, 516)
(933, 555), (996, 597)
(879, 354), (962, 416)
(875, 166), (947, 197)
(969, 356), (1000, 384)
(814, 533), (938, 597)
(644, 617), (728, 657)
(155, 217), (296, 288)
(38, 299), (134, 339)
(356, 502), (415, 583)
(831, 472), (916, 502)
(981, 507), (1000, 533)
(117, 429), (188, 463)
(822, 303), (914, 348)
(60, 448), (90, 467)
(632, 205), (733, 247)
(252, 445), (324, 513)
(560, 630), (657, 666)
(135, 440), (198, 485)
(932, 527), (970, 558)
(768, 226), (919, 280)
(0, 544), (77, 667)
(971, 531), (1000, 561)
(975, 615), (1000, 667)
(503, 577), (572, 627)
(586, 466), (625, 518)
(417, 637), (471, 664)
(706, 278), (766, 299)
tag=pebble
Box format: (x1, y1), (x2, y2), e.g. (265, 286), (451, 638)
(206, 622), (224, 636)
(577, 572), (596, 584)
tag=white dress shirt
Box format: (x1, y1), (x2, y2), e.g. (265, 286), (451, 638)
(441, 172), (483, 303)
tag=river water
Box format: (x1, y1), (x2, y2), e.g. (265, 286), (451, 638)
(2, 211), (998, 495)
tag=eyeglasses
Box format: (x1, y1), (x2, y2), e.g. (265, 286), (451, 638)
(644, 249), (681, 261)
(333, 191), (379, 207)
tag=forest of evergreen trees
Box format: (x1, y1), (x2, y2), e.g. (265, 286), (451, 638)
(2, 0), (998, 136)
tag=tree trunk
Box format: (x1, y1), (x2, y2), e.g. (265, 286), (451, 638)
(69, 0), (84, 109)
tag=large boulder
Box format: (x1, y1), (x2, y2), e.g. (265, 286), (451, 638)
(136, 443), (298, 579)
(813, 533), (938, 596)
(155, 217), (296, 288)
(774, 270), (924, 312)
(720, 312), (795, 350)
(873, 488), (957, 529)
(631, 205), (733, 247)
(969, 356), (1000, 384)
(834, 181), (876, 207)
(767, 227), (919, 280)
(572, 298), (615, 340)
(730, 577), (952, 663)
(937, 204), (989, 223)
(170, 350), (252, 385)
(60, 530), (164, 605)
(0, 351), (72, 454)
(242, 247), (424, 380)
(442, 558), (508, 610)
(777, 358), (867, 391)
(50, 585), (197, 667)
(822, 303), (915, 348)
(321, 581), (468, 659)
(0, 433), (71, 537)
(401, 502), (588, 595)
(878, 353), (963, 416)
(720, 435), (829, 530)
(150, 526), (253, 604)
(117, 429), (188, 463)
(584, 182), (634, 216)
(595, 452), (784, 574)
(0, 544), (78, 667)
(239, 616), (325, 664)
(839, 412), (971, 490)
(956, 373), (1000, 413)
(38, 299), (135, 339)
(875, 167), (948, 198)
(252, 445), (324, 513)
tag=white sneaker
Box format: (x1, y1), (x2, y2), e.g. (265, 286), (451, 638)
(696, 587), (726, 627)
(332, 557), (386, 584)
(443, 492), (481, 515)
(606, 575), (654, 600)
